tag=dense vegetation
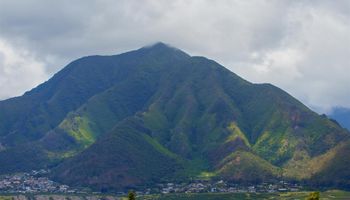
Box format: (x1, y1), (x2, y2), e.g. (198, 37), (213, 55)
(0, 43), (349, 191)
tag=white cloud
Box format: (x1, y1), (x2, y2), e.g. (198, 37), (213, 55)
(0, 38), (48, 99)
(232, 1), (350, 113)
(0, 0), (349, 113)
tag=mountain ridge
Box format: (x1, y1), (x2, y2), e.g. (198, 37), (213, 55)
(0, 42), (349, 191)
(330, 107), (350, 130)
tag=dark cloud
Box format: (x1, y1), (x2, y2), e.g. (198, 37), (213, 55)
(0, 0), (349, 113)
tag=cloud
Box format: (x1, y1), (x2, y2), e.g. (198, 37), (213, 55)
(232, 1), (350, 113)
(0, 38), (48, 99)
(0, 0), (349, 113)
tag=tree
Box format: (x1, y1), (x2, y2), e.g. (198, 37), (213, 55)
(306, 191), (320, 200)
(128, 190), (136, 200)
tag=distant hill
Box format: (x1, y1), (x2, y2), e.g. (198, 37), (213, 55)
(0, 43), (349, 191)
(330, 107), (350, 130)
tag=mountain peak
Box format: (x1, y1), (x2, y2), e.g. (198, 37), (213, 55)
(144, 42), (171, 49)
(140, 42), (190, 58)
(1, 42), (349, 191)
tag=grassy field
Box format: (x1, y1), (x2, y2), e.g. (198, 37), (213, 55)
(137, 190), (350, 200)
(1, 191), (350, 200)
(0, 196), (13, 200)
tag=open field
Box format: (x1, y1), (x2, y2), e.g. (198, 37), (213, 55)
(1, 190), (350, 200)
(138, 190), (350, 200)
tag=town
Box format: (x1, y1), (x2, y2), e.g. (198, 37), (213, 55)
(0, 170), (303, 196)
(0, 170), (75, 194)
(148, 180), (303, 195)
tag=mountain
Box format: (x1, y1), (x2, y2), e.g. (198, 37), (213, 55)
(330, 107), (350, 130)
(0, 43), (349, 191)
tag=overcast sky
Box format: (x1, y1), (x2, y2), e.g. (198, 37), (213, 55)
(0, 0), (349, 114)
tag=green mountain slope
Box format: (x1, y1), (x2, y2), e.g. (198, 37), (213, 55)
(310, 141), (350, 188)
(216, 150), (281, 183)
(53, 117), (184, 191)
(0, 42), (349, 191)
